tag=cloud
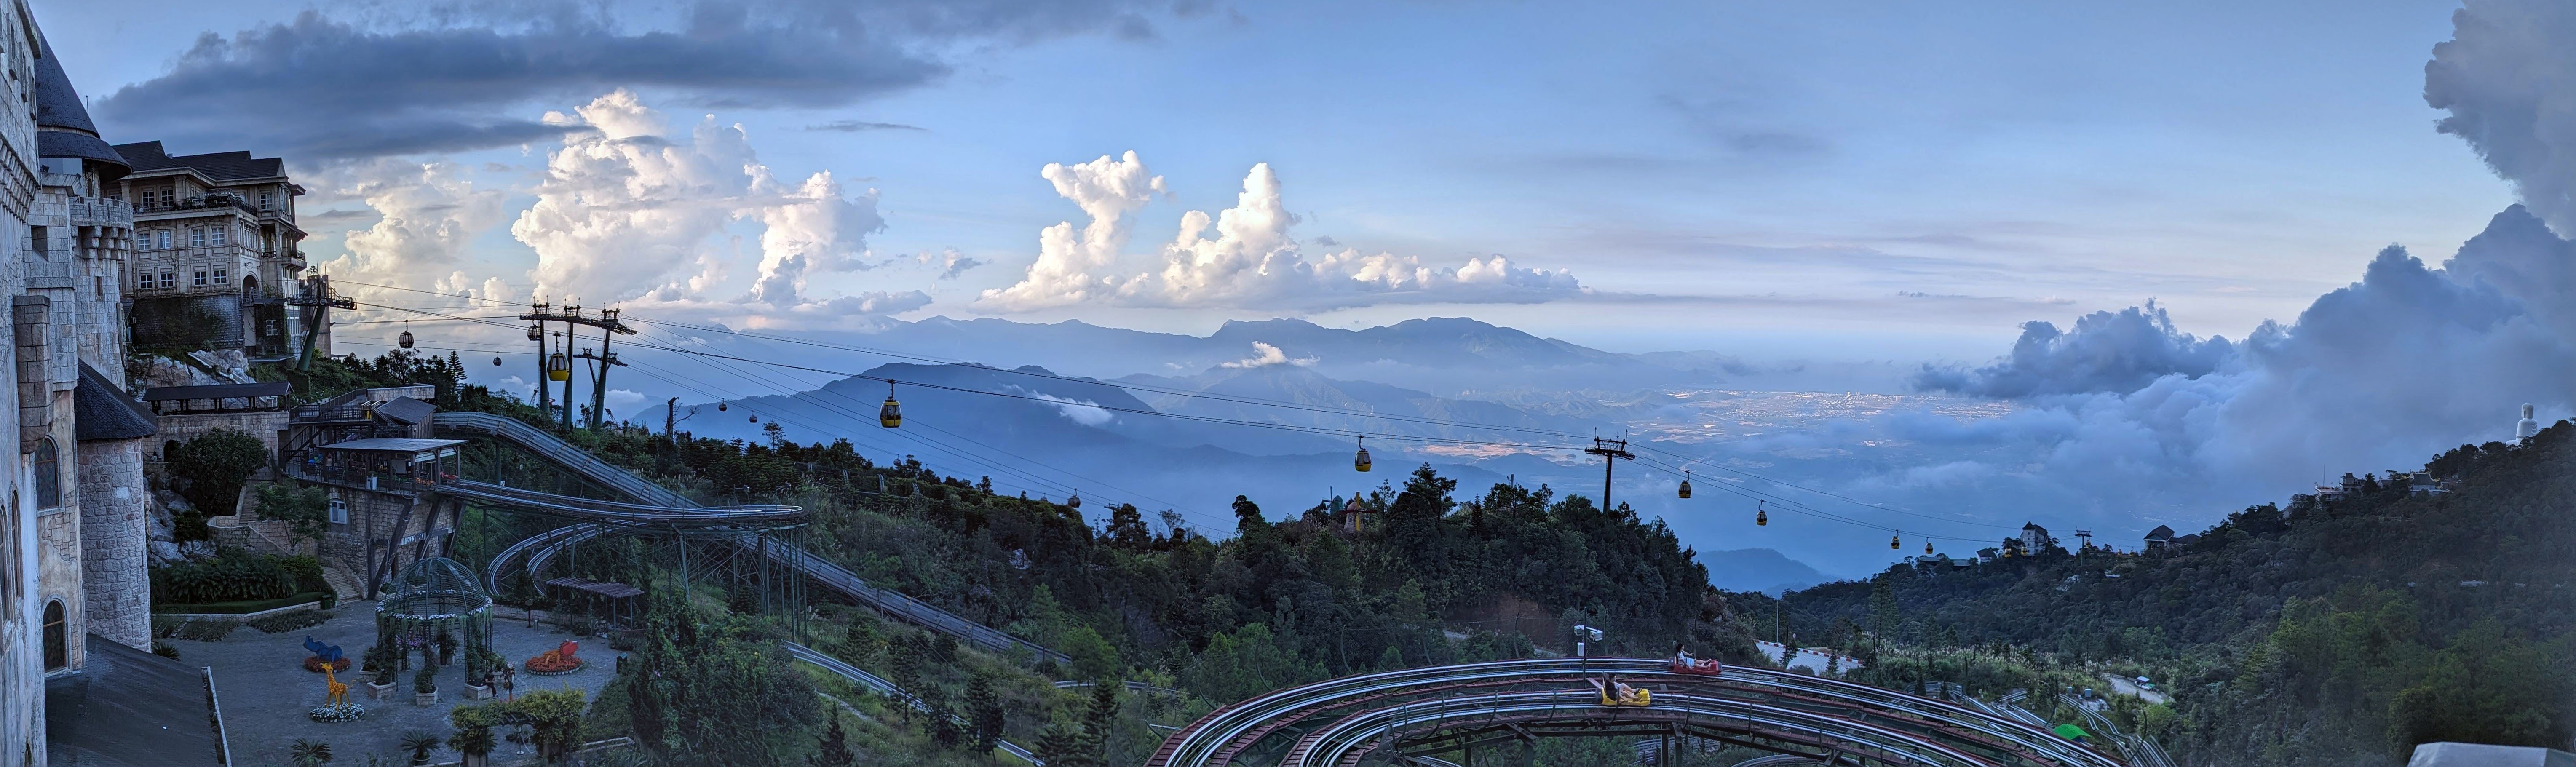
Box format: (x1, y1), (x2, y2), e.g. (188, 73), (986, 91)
(506, 90), (918, 323)
(308, 158), (511, 305)
(2427, 0), (2576, 236)
(94, 0), (1192, 160)
(975, 151), (1167, 309)
(1219, 341), (1316, 369)
(1912, 302), (2235, 398)
(979, 156), (1586, 311)
(808, 120), (928, 132)
(919, 248), (989, 279)
(1011, 387), (1115, 426)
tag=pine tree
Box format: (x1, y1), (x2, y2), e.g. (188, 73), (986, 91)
(808, 716), (856, 767)
(1037, 718), (1086, 767)
(1077, 684), (1120, 766)
(967, 673), (1005, 754)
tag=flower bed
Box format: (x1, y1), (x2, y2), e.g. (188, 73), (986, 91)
(523, 653), (584, 675)
(303, 656), (352, 673)
(308, 702), (366, 722)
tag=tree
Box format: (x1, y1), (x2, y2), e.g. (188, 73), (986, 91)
(1037, 718), (1087, 767)
(621, 583), (822, 766)
(398, 731), (442, 766)
(1078, 683), (1120, 767)
(257, 484), (333, 547)
(966, 673), (1006, 754)
(168, 429), (268, 516)
(808, 715), (856, 767)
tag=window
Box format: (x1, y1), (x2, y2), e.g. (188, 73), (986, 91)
(259, 190), (274, 210)
(265, 319), (280, 337)
(189, 228), (206, 247)
(137, 273), (151, 290)
(212, 267), (227, 283)
(155, 230), (170, 249)
(28, 224), (44, 255)
(328, 498), (348, 525)
(158, 273), (174, 289)
(42, 600), (65, 671)
(33, 437), (59, 509)
(210, 226), (226, 246)
(191, 270), (208, 287)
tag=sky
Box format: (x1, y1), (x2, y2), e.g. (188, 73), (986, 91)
(47, 0), (2576, 575)
(34, 0), (2514, 361)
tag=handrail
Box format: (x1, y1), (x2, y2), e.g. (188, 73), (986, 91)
(787, 642), (1045, 765)
(435, 412), (1067, 664)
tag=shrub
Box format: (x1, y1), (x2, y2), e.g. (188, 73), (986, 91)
(257, 484), (333, 545)
(152, 642), (181, 660)
(176, 620), (240, 642)
(415, 664), (438, 694)
(167, 429), (268, 516)
(150, 551), (300, 604)
(250, 609), (331, 634)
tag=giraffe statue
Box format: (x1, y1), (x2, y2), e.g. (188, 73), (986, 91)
(322, 664), (349, 706)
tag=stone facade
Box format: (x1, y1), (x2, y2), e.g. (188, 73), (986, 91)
(112, 141), (309, 358)
(152, 409), (287, 465)
(1, 0), (50, 754)
(73, 440), (143, 649)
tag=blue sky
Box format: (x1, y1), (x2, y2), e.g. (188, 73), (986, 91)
(36, 0), (2514, 361)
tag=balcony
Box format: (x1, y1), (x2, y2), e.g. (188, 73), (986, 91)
(133, 193), (259, 216)
(67, 196), (131, 229)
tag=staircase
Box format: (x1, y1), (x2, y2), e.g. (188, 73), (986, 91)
(320, 565), (366, 603)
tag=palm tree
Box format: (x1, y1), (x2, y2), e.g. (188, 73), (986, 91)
(398, 732), (442, 766)
(289, 740), (334, 767)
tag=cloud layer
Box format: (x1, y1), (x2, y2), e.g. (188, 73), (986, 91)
(1912, 302), (2234, 398)
(2426, 0), (2576, 237)
(979, 154), (1585, 312)
(94, 0), (1190, 160)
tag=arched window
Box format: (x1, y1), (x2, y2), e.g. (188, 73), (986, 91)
(33, 437), (60, 509)
(42, 599), (66, 670)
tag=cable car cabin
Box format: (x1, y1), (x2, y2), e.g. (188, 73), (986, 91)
(1354, 437), (1372, 472)
(306, 438), (465, 492)
(1891, 535), (1902, 550)
(398, 321), (415, 349)
(1065, 493), (1081, 509)
(1678, 476), (1693, 499)
(526, 322), (544, 341)
(546, 352), (571, 381)
(880, 382), (901, 428)
(1755, 501), (1768, 526)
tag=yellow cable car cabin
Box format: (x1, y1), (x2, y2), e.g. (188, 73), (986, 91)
(1678, 471), (1693, 499)
(1354, 437), (1372, 472)
(880, 382), (902, 428)
(1925, 540), (1934, 555)
(1755, 501), (1768, 526)
(1890, 534), (1901, 550)
(546, 352), (571, 381)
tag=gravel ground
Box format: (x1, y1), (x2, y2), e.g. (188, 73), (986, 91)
(167, 603), (618, 766)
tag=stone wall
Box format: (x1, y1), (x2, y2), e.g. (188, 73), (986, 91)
(129, 294), (242, 354)
(152, 409), (286, 465)
(75, 438), (145, 649)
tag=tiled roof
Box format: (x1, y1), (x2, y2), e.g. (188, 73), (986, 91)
(32, 35), (126, 172)
(110, 141), (286, 181)
(372, 396), (435, 425)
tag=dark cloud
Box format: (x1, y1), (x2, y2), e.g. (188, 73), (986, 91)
(2426, 0), (2576, 234)
(1912, 302), (2234, 398)
(807, 120), (928, 133)
(95, 0), (1190, 160)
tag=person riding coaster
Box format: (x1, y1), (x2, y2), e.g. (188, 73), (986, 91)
(1671, 643), (1723, 676)
(1591, 674), (1652, 706)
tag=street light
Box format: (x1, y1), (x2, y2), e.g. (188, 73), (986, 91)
(1572, 624), (1604, 657)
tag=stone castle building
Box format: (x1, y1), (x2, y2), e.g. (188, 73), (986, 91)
(110, 140), (319, 359)
(4, 9), (209, 765)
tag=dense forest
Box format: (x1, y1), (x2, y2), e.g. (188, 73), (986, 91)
(1754, 422), (2576, 765)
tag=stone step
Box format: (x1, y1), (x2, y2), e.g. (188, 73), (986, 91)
(321, 564), (366, 603)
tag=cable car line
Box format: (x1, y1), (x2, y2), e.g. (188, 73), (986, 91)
(340, 294), (2034, 539)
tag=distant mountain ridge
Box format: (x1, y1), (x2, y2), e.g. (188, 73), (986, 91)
(1699, 548), (1830, 593)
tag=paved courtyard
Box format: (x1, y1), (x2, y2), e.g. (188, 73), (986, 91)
(168, 603), (618, 765)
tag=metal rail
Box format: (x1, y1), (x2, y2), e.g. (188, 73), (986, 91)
(786, 642), (1046, 765)
(1150, 660), (2121, 767)
(433, 412), (1068, 663)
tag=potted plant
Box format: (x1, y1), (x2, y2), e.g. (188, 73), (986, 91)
(412, 664), (438, 706)
(368, 647), (399, 700)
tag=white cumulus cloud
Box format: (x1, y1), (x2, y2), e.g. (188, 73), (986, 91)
(978, 154), (1584, 312)
(1219, 341), (1316, 369)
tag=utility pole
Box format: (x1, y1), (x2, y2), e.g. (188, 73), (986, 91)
(1584, 436), (1633, 510)
(518, 303), (635, 430)
(286, 275), (352, 371)
(664, 396), (679, 443)
(2073, 530), (2094, 553)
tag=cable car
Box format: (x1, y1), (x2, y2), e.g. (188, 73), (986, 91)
(1678, 470), (1693, 499)
(1925, 540), (1934, 555)
(748, 413), (758, 423)
(1755, 500), (1767, 526)
(397, 321), (415, 349)
(879, 382), (902, 428)
(1354, 436), (1372, 473)
(546, 352), (570, 381)
(490, 356), (502, 366)
(526, 323), (543, 341)
(1066, 492), (1081, 509)
(717, 401), (728, 412)
(1890, 534), (1901, 550)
